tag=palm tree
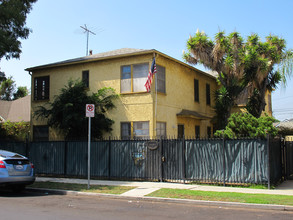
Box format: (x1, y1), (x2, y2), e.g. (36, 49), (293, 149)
(34, 79), (118, 140)
(184, 31), (288, 127)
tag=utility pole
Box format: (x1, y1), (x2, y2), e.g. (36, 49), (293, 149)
(80, 24), (96, 56)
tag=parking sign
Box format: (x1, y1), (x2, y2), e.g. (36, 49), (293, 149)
(86, 104), (95, 117)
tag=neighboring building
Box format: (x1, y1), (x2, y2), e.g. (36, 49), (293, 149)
(25, 48), (272, 141)
(0, 95), (31, 123)
(274, 119), (293, 140)
(232, 86), (273, 116)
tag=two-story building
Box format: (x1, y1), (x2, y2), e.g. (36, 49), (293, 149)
(26, 48), (268, 141)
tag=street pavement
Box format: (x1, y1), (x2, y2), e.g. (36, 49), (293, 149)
(34, 177), (293, 211)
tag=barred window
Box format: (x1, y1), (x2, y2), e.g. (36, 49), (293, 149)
(34, 76), (49, 101)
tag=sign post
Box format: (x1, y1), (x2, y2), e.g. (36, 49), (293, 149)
(86, 104), (95, 189)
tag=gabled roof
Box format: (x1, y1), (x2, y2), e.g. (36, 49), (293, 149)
(0, 95), (31, 122)
(25, 48), (217, 79)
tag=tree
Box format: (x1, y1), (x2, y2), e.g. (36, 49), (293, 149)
(184, 30), (287, 127)
(0, 75), (14, 100)
(278, 49), (293, 87)
(34, 79), (118, 140)
(0, 73), (28, 100)
(13, 86), (28, 99)
(0, 0), (37, 61)
(214, 112), (278, 139)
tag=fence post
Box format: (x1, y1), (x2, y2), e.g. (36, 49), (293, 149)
(108, 136), (111, 178)
(223, 138), (226, 187)
(64, 141), (68, 176)
(25, 136), (30, 158)
(267, 135), (271, 190)
(159, 137), (163, 182)
(182, 136), (186, 184)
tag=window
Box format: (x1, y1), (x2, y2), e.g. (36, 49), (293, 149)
(133, 64), (148, 92)
(194, 79), (199, 102)
(156, 65), (166, 93)
(121, 65), (131, 93)
(207, 126), (212, 138)
(33, 126), (49, 141)
(121, 63), (148, 93)
(133, 121), (149, 139)
(34, 76), (49, 100)
(156, 122), (166, 138)
(206, 83), (211, 105)
(178, 124), (184, 139)
(121, 122), (131, 140)
(195, 126), (200, 139)
(82, 70), (89, 88)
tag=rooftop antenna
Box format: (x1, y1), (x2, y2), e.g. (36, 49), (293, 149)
(80, 24), (96, 56)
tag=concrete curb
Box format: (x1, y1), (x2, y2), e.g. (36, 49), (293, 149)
(27, 188), (293, 212)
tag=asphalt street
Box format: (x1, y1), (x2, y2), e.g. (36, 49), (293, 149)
(0, 189), (293, 220)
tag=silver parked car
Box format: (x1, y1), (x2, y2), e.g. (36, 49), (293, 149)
(0, 150), (35, 191)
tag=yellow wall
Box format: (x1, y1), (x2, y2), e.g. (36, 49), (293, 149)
(30, 53), (217, 140)
(154, 55), (216, 137)
(231, 90), (272, 117)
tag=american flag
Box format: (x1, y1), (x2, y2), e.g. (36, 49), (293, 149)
(144, 57), (157, 92)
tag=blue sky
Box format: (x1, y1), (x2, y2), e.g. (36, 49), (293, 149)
(1, 0), (293, 121)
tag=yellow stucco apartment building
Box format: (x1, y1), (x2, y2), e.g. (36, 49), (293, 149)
(26, 48), (272, 141)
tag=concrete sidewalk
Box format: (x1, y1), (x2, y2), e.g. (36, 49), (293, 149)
(36, 177), (293, 197)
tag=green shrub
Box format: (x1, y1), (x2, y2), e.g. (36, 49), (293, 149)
(214, 113), (278, 138)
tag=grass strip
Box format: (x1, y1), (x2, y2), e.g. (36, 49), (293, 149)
(147, 188), (293, 206)
(31, 181), (134, 195)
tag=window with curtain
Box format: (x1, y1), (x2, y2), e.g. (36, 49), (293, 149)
(156, 122), (166, 138)
(133, 121), (149, 139)
(121, 122), (131, 140)
(121, 63), (148, 93)
(133, 64), (148, 92)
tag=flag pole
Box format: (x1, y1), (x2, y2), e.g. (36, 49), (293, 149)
(154, 53), (157, 139)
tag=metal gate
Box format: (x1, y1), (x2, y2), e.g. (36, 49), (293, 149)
(284, 141), (293, 180)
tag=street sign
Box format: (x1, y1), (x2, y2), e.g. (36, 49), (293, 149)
(86, 104), (95, 189)
(86, 104), (95, 117)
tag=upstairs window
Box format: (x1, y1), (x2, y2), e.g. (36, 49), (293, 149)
(82, 70), (89, 88)
(121, 63), (148, 93)
(194, 79), (199, 102)
(34, 76), (49, 101)
(121, 66), (131, 93)
(206, 83), (211, 105)
(156, 65), (166, 93)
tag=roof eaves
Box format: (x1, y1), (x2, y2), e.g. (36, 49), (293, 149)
(25, 49), (157, 72)
(25, 48), (216, 79)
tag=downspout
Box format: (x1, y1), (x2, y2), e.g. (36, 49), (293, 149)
(27, 70), (33, 142)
